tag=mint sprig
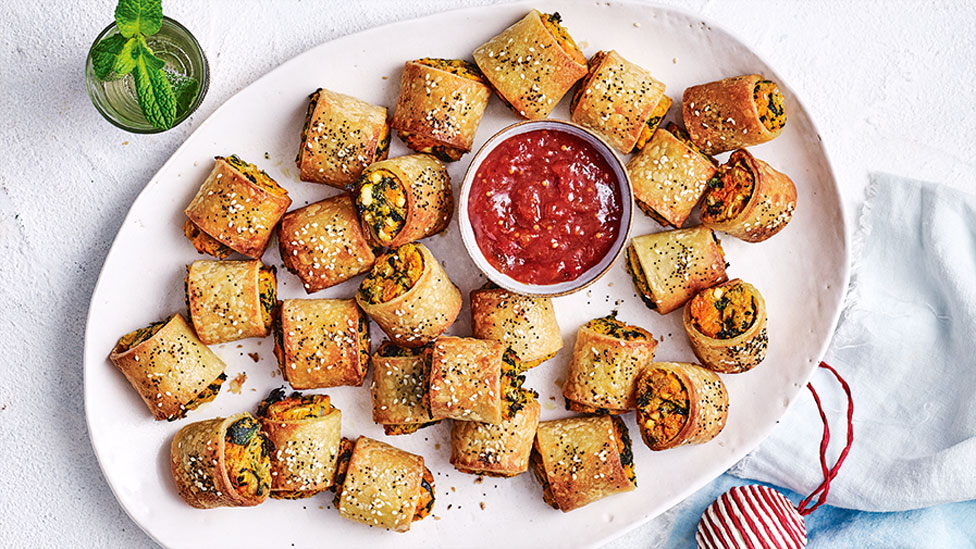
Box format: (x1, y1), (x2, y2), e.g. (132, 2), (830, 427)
(93, 0), (186, 129)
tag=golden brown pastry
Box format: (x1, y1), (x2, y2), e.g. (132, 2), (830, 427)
(353, 154), (453, 248)
(635, 362), (729, 450)
(562, 315), (658, 414)
(473, 10), (587, 119)
(277, 194), (376, 293)
(530, 414), (636, 511)
(255, 389), (342, 499)
(625, 225), (729, 315)
(170, 412), (273, 508)
(183, 155), (292, 259)
(109, 314), (226, 421)
(370, 341), (443, 435)
(184, 259), (276, 345)
(296, 88), (390, 189)
(450, 399), (540, 477)
(470, 284), (562, 369)
(392, 59), (492, 162)
(570, 50), (671, 153)
(701, 149), (797, 242)
(356, 243), (461, 348)
(334, 436), (435, 532)
(682, 74), (786, 156)
(272, 298), (369, 390)
(684, 279), (768, 373)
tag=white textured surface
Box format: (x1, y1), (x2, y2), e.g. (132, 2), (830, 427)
(0, 1), (973, 547)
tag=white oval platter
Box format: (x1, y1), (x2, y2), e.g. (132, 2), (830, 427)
(83, 1), (848, 547)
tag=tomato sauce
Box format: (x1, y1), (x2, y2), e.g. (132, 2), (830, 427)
(468, 129), (624, 285)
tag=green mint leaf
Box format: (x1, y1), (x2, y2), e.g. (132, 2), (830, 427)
(133, 48), (176, 129)
(91, 34), (129, 80)
(115, 0), (163, 38)
(164, 69), (199, 113)
(111, 37), (139, 77)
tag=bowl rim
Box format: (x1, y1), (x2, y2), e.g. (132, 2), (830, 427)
(458, 119), (634, 297)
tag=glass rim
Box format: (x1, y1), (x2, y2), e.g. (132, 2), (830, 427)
(86, 16), (210, 134)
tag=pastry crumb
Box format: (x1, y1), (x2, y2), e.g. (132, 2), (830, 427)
(229, 372), (247, 394)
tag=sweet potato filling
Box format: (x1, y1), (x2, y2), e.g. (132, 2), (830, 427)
(258, 266), (276, 330)
(222, 154), (287, 196)
(375, 121), (392, 163)
(754, 80), (786, 132)
(355, 168), (407, 245)
(611, 416), (636, 486)
(540, 12), (586, 65)
(416, 58), (486, 82)
(224, 415), (272, 499)
(633, 96), (672, 151)
(414, 467), (436, 520)
(501, 348), (537, 420)
(703, 156), (755, 223)
(257, 389), (332, 421)
(584, 315), (651, 341)
(358, 243), (425, 304)
(636, 368), (689, 448)
(330, 437), (356, 502)
(183, 219), (233, 259)
(624, 245), (656, 310)
(689, 282), (758, 339)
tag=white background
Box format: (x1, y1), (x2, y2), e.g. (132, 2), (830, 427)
(1, 0), (974, 547)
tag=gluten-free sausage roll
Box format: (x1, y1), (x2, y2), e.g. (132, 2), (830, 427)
(353, 154), (453, 248)
(625, 225), (729, 315)
(682, 74), (786, 156)
(356, 243), (462, 348)
(473, 10), (587, 119)
(170, 412), (273, 508)
(627, 126), (717, 228)
(109, 314), (226, 421)
(701, 149), (797, 242)
(684, 279), (768, 373)
(184, 259), (276, 345)
(296, 88), (390, 189)
(428, 337), (535, 424)
(635, 362), (729, 451)
(278, 194), (376, 293)
(256, 389), (342, 499)
(184, 155), (292, 259)
(273, 298), (370, 390)
(392, 59), (492, 162)
(470, 284), (562, 369)
(451, 399), (541, 477)
(562, 315), (658, 414)
(371, 341), (443, 436)
(530, 415), (636, 512)
(570, 50), (671, 153)
(334, 436), (435, 532)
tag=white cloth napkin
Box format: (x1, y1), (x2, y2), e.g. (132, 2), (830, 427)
(729, 174), (976, 512)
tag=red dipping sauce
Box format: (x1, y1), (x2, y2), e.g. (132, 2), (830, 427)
(468, 128), (624, 285)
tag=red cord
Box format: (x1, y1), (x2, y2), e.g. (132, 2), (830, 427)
(796, 362), (854, 516)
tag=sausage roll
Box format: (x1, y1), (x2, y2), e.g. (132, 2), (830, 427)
(470, 283), (562, 369)
(278, 194), (376, 293)
(109, 314), (226, 421)
(392, 59), (492, 162)
(682, 74), (786, 156)
(625, 226), (729, 315)
(570, 50), (671, 153)
(627, 126), (717, 228)
(473, 10), (587, 119)
(701, 149), (797, 242)
(684, 279), (768, 373)
(334, 436), (435, 532)
(296, 88), (390, 189)
(450, 399), (540, 477)
(255, 389), (342, 499)
(530, 415), (636, 512)
(635, 362), (729, 450)
(273, 298), (370, 390)
(353, 154), (453, 248)
(184, 259), (276, 345)
(428, 337), (535, 424)
(170, 412), (273, 508)
(183, 155), (292, 259)
(356, 243), (461, 348)
(562, 315), (658, 414)
(371, 341), (443, 435)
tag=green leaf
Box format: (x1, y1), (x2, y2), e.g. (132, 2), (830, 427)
(164, 69), (199, 113)
(111, 37), (139, 77)
(133, 48), (176, 129)
(90, 34), (129, 80)
(115, 0), (163, 38)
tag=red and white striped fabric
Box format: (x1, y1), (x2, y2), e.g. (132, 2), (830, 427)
(697, 485), (807, 549)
